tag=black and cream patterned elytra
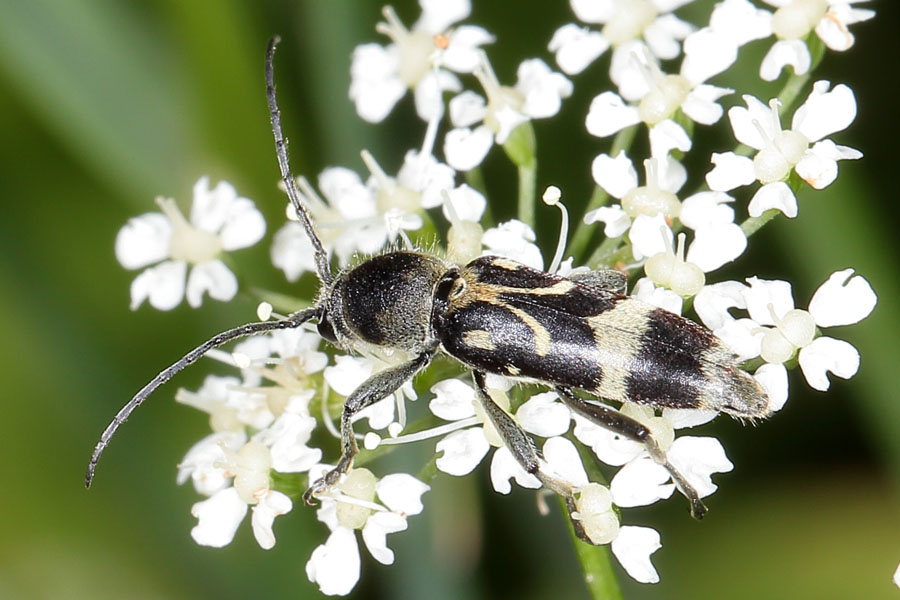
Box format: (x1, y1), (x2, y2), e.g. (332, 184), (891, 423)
(434, 256), (769, 419)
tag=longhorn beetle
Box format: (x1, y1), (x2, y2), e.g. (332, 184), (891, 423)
(86, 37), (772, 544)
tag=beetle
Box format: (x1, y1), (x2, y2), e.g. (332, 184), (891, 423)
(86, 37), (772, 544)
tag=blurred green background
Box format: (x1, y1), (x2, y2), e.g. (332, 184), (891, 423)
(1, 1), (897, 598)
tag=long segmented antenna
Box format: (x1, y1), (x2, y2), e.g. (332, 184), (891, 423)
(266, 36), (333, 287)
(85, 307), (318, 488)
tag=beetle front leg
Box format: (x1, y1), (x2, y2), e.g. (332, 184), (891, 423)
(303, 351), (433, 504)
(555, 386), (708, 520)
(471, 372), (592, 544)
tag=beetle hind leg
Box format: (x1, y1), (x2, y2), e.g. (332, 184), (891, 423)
(555, 386), (707, 520)
(471, 371), (593, 544)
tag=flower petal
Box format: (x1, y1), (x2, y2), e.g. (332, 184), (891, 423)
(185, 259), (238, 307)
(573, 414), (644, 467)
(748, 182), (798, 219)
(754, 363), (789, 412)
(798, 336), (860, 391)
(219, 197), (265, 251)
(759, 40), (811, 82)
(743, 276), (795, 324)
(682, 84), (732, 125)
(590, 151), (638, 199)
(585, 92), (640, 138)
(361, 512), (408, 565)
(415, 0), (470, 33)
(808, 269), (877, 327)
(516, 58), (572, 119)
(444, 125), (494, 171)
(270, 222), (317, 282)
(442, 184), (487, 222)
(448, 90), (487, 128)
(542, 437), (588, 487)
(681, 28), (738, 86)
(687, 223), (747, 273)
(115, 212), (172, 269)
(490, 446), (541, 494)
(584, 205), (632, 238)
(349, 43), (405, 124)
(611, 526), (662, 584)
(435, 427), (490, 476)
(792, 81), (857, 143)
(376, 473), (430, 516)
(130, 259), (186, 311)
(610, 457), (675, 507)
(190, 487), (248, 548)
(728, 95), (775, 150)
(667, 436), (733, 497)
(715, 317), (764, 361)
(306, 527), (361, 596)
(694, 280), (748, 330)
(629, 214), (672, 261)
(430, 378), (478, 420)
(516, 392), (571, 437)
(443, 26), (496, 73)
(706, 152), (755, 192)
(548, 23), (610, 75)
(251, 491), (292, 550)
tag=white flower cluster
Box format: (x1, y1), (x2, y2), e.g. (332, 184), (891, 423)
(113, 0), (877, 595)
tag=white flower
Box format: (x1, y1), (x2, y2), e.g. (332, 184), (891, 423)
(584, 153), (685, 252)
(549, 0), (697, 76)
(305, 467), (429, 596)
(116, 177), (265, 310)
(349, 1), (493, 123)
(758, 0), (875, 81)
(188, 441), (293, 550)
(695, 269), (876, 397)
(443, 56), (571, 171)
(584, 44), (733, 156)
(706, 81), (861, 218)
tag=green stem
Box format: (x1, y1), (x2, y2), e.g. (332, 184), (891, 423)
(740, 208), (780, 237)
(503, 121), (538, 227)
(518, 160), (537, 227)
(568, 125), (639, 262)
(559, 496), (624, 600)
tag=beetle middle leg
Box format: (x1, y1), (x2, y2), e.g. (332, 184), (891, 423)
(555, 386), (707, 520)
(471, 371), (593, 544)
(303, 350), (434, 504)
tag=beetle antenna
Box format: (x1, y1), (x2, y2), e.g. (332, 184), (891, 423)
(266, 36), (333, 288)
(85, 306), (319, 489)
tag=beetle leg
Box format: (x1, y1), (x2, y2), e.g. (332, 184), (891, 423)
(472, 371), (593, 544)
(555, 386), (708, 520)
(568, 268), (627, 295)
(303, 350), (434, 504)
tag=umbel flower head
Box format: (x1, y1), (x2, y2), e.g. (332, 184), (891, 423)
(116, 177), (265, 310)
(101, 0), (881, 596)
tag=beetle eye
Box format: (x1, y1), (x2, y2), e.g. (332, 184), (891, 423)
(450, 279), (467, 299)
(317, 310), (338, 342)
